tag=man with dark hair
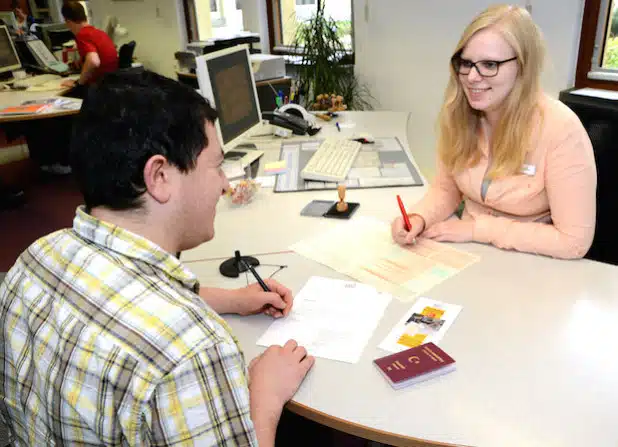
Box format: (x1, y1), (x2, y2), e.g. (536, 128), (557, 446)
(60, 1), (118, 93)
(0, 70), (313, 446)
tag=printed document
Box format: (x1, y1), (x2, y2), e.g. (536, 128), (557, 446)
(257, 276), (392, 363)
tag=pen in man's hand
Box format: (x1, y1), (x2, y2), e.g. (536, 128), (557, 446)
(241, 260), (271, 292)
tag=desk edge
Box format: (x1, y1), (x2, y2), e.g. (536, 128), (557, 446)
(286, 400), (469, 447)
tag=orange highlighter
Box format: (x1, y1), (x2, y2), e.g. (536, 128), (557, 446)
(396, 195), (411, 232)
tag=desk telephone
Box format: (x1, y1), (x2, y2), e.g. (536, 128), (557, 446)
(262, 110), (310, 135)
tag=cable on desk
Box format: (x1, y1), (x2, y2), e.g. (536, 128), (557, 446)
(244, 263), (288, 286)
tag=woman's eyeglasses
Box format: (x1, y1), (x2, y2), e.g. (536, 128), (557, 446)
(451, 56), (517, 78)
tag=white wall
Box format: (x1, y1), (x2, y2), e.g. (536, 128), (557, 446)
(88, 0), (187, 78)
(353, 0), (585, 157)
(85, 0), (586, 158)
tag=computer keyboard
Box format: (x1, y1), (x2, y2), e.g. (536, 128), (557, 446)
(12, 74), (62, 89)
(301, 138), (362, 183)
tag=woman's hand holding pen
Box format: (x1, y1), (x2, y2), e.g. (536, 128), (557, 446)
(391, 214), (425, 245)
(233, 279), (294, 318)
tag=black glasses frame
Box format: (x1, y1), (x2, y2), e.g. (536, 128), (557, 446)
(451, 56), (518, 78)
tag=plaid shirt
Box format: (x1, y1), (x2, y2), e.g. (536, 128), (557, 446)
(0, 207), (257, 446)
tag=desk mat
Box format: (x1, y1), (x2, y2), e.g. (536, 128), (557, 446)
(274, 137), (424, 193)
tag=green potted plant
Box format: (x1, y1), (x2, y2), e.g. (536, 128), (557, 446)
(292, 0), (373, 110)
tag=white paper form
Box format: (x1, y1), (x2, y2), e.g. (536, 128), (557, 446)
(257, 276), (392, 363)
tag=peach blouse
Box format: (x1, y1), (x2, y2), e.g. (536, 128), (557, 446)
(411, 94), (597, 259)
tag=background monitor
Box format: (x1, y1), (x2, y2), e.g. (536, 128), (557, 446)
(38, 23), (72, 51)
(0, 25), (21, 74)
(0, 11), (17, 31)
(195, 44), (262, 152)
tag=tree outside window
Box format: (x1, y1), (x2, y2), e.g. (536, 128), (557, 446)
(277, 0), (352, 51)
(603, 1), (618, 68)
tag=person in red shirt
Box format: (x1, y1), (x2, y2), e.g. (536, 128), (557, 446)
(60, 1), (118, 91)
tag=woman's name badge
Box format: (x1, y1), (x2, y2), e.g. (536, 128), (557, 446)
(521, 164), (536, 176)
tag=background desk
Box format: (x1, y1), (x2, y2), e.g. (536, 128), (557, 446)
(183, 112), (618, 447)
(0, 87), (81, 123)
(0, 86), (82, 190)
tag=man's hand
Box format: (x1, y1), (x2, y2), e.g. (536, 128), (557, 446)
(199, 279), (293, 317)
(248, 340), (314, 447)
(61, 79), (77, 88)
(423, 218), (474, 243)
(249, 340), (314, 406)
(233, 279), (293, 318)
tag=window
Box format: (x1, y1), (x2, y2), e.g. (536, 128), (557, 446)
(182, 0), (245, 42)
(211, 0), (224, 28)
(601, 1), (618, 68)
(576, 0), (618, 89)
(267, 0), (353, 53)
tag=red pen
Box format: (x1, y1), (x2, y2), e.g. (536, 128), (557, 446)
(397, 195), (411, 232)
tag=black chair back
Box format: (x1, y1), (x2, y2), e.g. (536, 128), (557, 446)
(560, 89), (618, 265)
(118, 40), (136, 69)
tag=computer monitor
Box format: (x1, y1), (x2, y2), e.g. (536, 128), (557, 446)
(38, 23), (72, 51)
(195, 44), (263, 160)
(0, 25), (21, 76)
(0, 12), (17, 31)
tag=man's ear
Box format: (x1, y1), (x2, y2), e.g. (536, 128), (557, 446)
(143, 155), (173, 204)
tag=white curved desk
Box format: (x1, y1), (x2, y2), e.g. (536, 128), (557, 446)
(182, 112), (426, 262)
(185, 112), (618, 447)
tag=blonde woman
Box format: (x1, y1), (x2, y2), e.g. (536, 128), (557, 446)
(392, 5), (596, 259)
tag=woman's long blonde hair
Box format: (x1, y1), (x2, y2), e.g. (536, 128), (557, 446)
(438, 5), (545, 179)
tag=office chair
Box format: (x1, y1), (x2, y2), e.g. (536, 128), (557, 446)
(118, 40), (136, 69)
(559, 90), (618, 265)
(47, 28), (74, 51)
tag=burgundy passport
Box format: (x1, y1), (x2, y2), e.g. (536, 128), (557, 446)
(373, 342), (456, 389)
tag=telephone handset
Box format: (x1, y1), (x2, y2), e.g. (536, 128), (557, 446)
(262, 110), (310, 135)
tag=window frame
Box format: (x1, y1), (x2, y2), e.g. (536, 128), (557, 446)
(576, 0), (618, 90)
(265, 0), (355, 58)
(182, 0), (199, 43)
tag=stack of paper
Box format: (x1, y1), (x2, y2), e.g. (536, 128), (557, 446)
(263, 160), (287, 175)
(0, 104), (50, 115)
(291, 217), (480, 301)
(257, 276), (392, 363)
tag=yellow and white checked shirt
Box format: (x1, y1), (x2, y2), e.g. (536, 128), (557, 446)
(0, 206), (257, 446)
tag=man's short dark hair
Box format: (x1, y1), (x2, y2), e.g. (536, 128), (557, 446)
(61, 1), (88, 23)
(70, 70), (218, 210)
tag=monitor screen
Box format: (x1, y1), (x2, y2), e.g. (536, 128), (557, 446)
(196, 45), (261, 147)
(0, 12), (17, 30)
(0, 25), (21, 74)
